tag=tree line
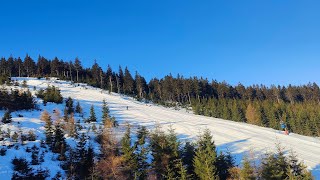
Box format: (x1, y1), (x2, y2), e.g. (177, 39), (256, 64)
(0, 55), (320, 136)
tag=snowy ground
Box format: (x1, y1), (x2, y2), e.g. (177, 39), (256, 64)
(1, 77), (320, 179)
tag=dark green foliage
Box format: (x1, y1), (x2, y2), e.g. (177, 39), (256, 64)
(258, 145), (314, 180)
(37, 86), (63, 104)
(240, 157), (256, 180)
(260, 145), (288, 180)
(216, 151), (235, 180)
(27, 130), (36, 141)
(11, 157), (49, 180)
(88, 105), (97, 122)
(149, 126), (181, 179)
(182, 142), (195, 175)
(43, 112), (53, 145)
(71, 133), (95, 179)
(102, 99), (110, 120)
(123, 67), (135, 95)
(0, 74), (10, 85)
(52, 123), (67, 159)
(75, 101), (82, 114)
(2, 110), (12, 123)
(193, 129), (217, 180)
(31, 145), (40, 165)
(121, 125), (138, 178)
(11, 157), (32, 177)
(65, 97), (74, 114)
(134, 126), (149, 179)
(12, 132), (19, 142)
(0, 89), (35, 111)
(0, 147), (7, 156)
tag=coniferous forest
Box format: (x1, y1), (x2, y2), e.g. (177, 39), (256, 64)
(0, 55), (316, 179)
(0, 55), (319, 137)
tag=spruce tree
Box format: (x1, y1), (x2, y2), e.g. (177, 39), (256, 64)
(75, 101), (82, 114)
(287, 150), (313, 179)
(2, 110), (12, 124)
(65, 97), (74, 114)
(102, 99), (110, 120)
(121, 124), (138, 178)
(175, 159), (189, 180)
(240, 157), (256, 180)
(182, 142), (195, 175)
(41, 111), (53, 146)
(135, 126), (149, 179)
(216, 151), (235, 180)
(193, 129), (217, 180)
(75, 133), (93, 179)
(260, 145), (288, 180)
(88, 105), (97, 122)
(53, 122), (66, 160)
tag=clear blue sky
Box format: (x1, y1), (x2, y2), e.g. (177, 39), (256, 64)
(1, 0), (320, 86)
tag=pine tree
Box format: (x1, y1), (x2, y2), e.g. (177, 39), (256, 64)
(102, 99), (110, 122)
(193, 129), (217, 180)
(65, 97), (74, 114)
(123, 67), (135, 95)
(88, 105), (97, 122)
(41, 111), (53, 146)
(287, 150), (313, 179)
(182, 142), (195, 175)
(75, 133), (94, 179)
(53, 122), (66, 160)
(135, 126), (149, 179)
(216, 151), (235, 180)
(31, 145), (40, 165)
(240, 157), (256, 180)
(75, 101), (82, 114)
(175, 159), (189, 180)
(2, 110), (12, 124)
(121, 124), (138, 178)
(12, 132), (19, 142)
(85, 146), (95, 179)
(260, 145), (288, 180)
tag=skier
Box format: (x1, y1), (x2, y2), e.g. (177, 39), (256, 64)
(280, 120), (289, 135)
(126, 106), (128, 110)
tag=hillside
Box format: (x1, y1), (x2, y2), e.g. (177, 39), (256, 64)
(0, 77), (319, 179)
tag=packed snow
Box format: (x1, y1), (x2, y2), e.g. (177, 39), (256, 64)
(1, 77), (319, 179)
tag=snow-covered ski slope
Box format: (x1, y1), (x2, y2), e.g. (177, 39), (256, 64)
(15, 78), (320, 178)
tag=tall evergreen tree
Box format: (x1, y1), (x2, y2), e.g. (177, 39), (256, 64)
(123, 67), (135, 95)
(65, 97), (74, 114)
(88, 105), (97, 122)
(135, 126), (149, 179)
(102, 99), (110, 121)
(2, 110), (12, 124)
(240, 157), (256, 180)
(121, 124), (138, 178)
(75, 101), (82, 114)
(41, 111), (53, 146)
(193, 129), (217, 180)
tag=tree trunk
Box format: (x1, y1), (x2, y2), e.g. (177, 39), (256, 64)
(109, 76), (113, 93)
(76, 70), (79, 82)
(187, 92), (191, 105)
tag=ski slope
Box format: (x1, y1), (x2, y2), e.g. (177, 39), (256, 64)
(13, 78), (320, 178)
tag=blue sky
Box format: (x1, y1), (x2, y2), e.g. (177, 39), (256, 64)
(0, 0), (320, 86)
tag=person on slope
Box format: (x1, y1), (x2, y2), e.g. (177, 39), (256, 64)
(280, 120), (289, 135)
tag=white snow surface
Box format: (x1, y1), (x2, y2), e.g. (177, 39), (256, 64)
(1, 77), (319, 179)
